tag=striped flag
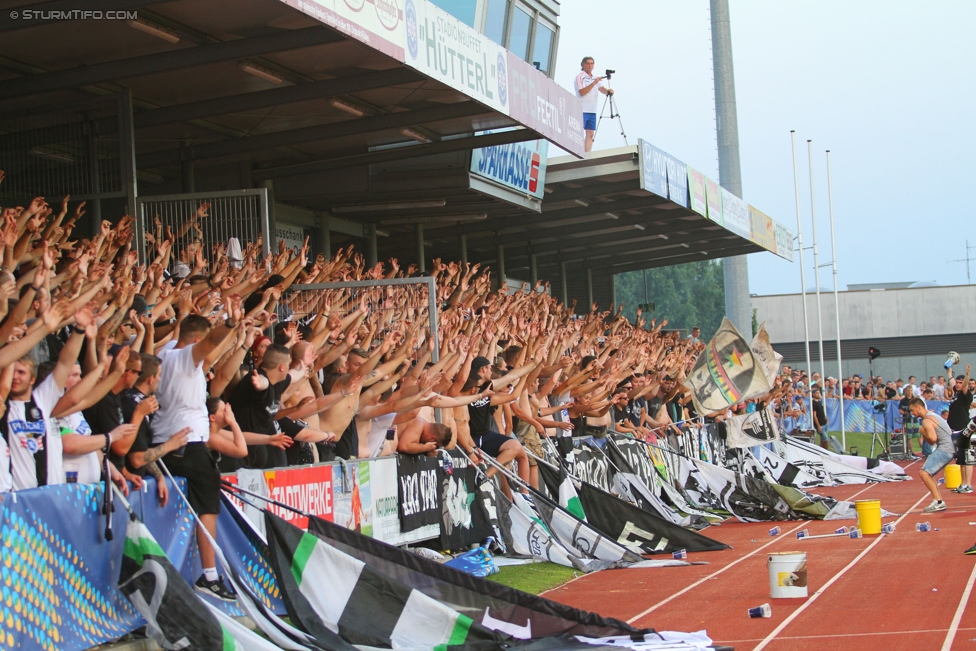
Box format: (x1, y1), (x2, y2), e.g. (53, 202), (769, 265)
(265, 511), (500, 649)
(118, 518), (270, 651)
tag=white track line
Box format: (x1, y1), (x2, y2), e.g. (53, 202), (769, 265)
(625, 479), (885, 625)
(941, 559), (976, 650)
(625, 522), (808, 625)
(752, 491), (930, 651)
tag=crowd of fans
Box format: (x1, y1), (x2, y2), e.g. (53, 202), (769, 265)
(0, 189), (728, 598)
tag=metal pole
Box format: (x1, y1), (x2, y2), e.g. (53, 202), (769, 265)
(415, 223), (425, 273)
(559, 257), (568, 305)
(366, 224), (378, 267)
(459, 233), (468, 265)
(791, 131), (813, 408)
(711, 0), (751, 335)
(317, 212), (331, 258)
(530, 252), (538, 285)
(496, 242), (506, 282)
(807, 140), (826, 391)
(586, 266), (594, 308)
(826, 150), (846, 449)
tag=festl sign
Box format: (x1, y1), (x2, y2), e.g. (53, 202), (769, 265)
(506, 53), (585, 158)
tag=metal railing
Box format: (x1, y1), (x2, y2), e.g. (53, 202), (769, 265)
(135, 188), (270, 265)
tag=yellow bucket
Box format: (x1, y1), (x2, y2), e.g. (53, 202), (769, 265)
(945, 464), (962, 490)
(855, 499), (882, 535)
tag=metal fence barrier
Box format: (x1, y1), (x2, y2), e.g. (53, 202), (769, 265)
(135, 188), (270, 264)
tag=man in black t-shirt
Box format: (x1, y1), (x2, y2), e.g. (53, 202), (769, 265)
(457, 356), (537, 496)
(227, 343), (317, 470)
(123, 354), (188, 506)
(811, 388), (828, 448)
(947, 364), (973, 493)
(83, 353), (156, 486)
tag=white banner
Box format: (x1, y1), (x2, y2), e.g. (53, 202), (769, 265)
(726, 407), (781, 449)
(404, 0), (509, 114)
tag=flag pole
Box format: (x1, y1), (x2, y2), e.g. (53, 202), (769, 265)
(807, 140), (827, 395)
(826, 150), (846, 450)
(791, 131), (814, 410)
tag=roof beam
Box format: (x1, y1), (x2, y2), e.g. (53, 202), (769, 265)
(423, 194), (665, 241)
(254, 128), (538, 179)
(608, 244), (758, 274)
(0, 26), (344, 99)
(135, 67), (424, 128)
(139, 101), (494, 167)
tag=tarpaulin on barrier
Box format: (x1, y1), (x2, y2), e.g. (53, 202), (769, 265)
(0, 478), (278, 651)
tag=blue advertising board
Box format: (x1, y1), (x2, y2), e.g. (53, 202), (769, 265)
(470, 135), (548, 199)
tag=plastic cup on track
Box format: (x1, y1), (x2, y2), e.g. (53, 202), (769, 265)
(748, 603), (772, 618)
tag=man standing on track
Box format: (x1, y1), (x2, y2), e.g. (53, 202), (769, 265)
(910, 398), (955, 513)
(947, 364), (973, 494)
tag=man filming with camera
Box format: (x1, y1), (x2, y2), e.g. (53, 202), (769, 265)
(575, 57), (614, 152)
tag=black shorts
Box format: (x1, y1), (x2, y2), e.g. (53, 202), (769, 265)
(476, 431), (514, 458)
(163, 442), (222, 515)
(956, 432), (972, 466)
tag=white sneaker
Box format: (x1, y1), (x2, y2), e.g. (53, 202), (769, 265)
(923, 500), (947, 513)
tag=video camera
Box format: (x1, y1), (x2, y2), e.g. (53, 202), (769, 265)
(605, 69), (615, 79)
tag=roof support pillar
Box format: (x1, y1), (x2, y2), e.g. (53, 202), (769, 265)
(416, 223), (425, 273)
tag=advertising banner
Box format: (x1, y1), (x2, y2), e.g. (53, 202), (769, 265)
(665, 151), (689, 208)
(275, 222), (311, 253)
(397, 452), (442, 532)
(404, 0), (509, 113)
(371, 457), (439, 545)
(749, 205), (777, 251)
(279, 0), (406, 61)
(263, 464), (335, 529)
(470, 134), (548, 198)
(506, 52), (585, 157)
(720, 187), (750, 237)
(775, 221), (795, 261)
(638, 139), (669, 199)
(333, 460), (372, 535)
(705, 177), (723, 225)
(440, 450), (492, 549)
(687, 166), (707, 216)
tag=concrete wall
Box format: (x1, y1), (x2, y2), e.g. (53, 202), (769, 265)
(752, 284), (976, 342)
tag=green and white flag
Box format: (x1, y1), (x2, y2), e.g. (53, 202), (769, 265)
(265, 511), (499, 650)
(557, 471), (586, 522)
(119, 518), (275, 651)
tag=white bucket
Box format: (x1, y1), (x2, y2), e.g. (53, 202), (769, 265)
(768, 551), (808, 598)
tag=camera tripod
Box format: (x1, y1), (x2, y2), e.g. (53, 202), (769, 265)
(595, 76), (629, 147)
(865, 355), (894, 460)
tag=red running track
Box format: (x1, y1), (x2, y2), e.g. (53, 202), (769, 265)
(544, 460), (976, 650)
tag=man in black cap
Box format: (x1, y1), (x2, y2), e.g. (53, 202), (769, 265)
(455, 355), (537, 497)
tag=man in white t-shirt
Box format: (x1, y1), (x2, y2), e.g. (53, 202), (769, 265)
(153, 297), (243, 602)
(1, 306), (90, 491)
(574, 56), (614, 152)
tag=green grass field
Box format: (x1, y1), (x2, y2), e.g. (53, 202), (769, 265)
(827, 431), (920, 457)
(487, 562), (578, 594)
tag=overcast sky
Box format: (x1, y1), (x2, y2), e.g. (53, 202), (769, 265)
(553, 0), (975, 296)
